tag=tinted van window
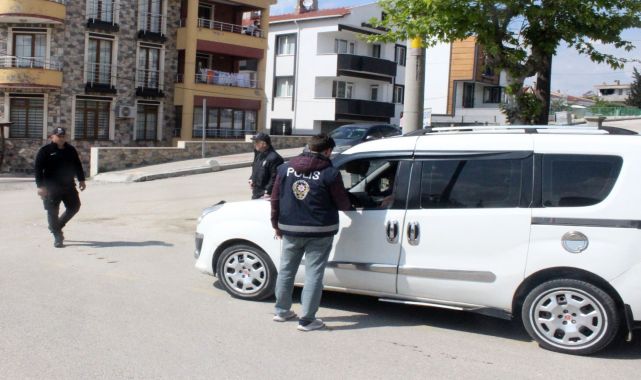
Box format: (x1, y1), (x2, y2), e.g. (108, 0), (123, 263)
(542, 154), (622, 207)
(420, 158), (526, 208)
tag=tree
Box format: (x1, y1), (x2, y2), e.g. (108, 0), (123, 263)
(626, 67), (641, 108)
(370, 0), (641, 124)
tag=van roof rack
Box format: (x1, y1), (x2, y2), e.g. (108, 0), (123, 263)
(404, 125), (637, 136)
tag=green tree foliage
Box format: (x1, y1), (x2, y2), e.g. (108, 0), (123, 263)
(370, 0), (641, 124)
(626, 67), (641, 108)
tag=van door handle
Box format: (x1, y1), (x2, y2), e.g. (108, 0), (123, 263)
(385, 220), (399, 243)
(407, 222), (420, 246)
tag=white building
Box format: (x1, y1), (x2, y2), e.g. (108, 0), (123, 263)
(594, 80), (631, 102)
(424, 37), (508, 126)
(265, 1), (405, 135)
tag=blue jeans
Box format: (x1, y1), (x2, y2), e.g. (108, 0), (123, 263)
(274, 235), (334, 322)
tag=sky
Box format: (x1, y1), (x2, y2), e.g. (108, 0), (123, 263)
(270, 0), (641, 96)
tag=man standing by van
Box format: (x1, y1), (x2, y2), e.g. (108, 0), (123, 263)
(249, 132), (283, 199)
(270, 134), (351, 331)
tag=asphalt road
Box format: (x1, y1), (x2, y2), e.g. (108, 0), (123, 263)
(1, 168), (640, 379)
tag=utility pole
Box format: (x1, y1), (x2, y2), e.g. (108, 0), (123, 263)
(402, 38), (425, 133)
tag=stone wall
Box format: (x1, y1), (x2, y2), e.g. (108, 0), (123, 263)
(90, 135), (308, 175)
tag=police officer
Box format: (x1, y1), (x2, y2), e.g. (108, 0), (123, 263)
(249, 132), (283, 199)
(270, 134), (352, 331)
(35, 127), (86, 248)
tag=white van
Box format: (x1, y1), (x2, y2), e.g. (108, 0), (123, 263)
(194, 125), (641, 355)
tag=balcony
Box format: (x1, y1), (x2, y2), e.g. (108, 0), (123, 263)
(136, 68), (164, 97)
(337, 54), (397, 82)
(197, 18), (264, 38)
(335, 98), (395, 120)
(138, 12), (167, 43)
(0, 0), (66, 24)
(195, 69), (257, 89)
(85, 62), (116, 94)
(0, 56), (63, 88)
(86, 1), (119, 32)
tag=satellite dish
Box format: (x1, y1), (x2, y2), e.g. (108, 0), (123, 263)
(302, 0), (314, 9)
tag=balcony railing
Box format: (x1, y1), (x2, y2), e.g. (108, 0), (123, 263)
(335, 98), (395, 118)
(337, 54), (397, 78)
(138, 12), (165, 35)
(85, 61), (115, 85)
(87, 0), (118, 29)
(196, 69), (257, 88)
(136, 68), (162, 90)
(192, 127), (256, 139)
(180, 18), (263, 38)
(0, 55), (62, 70)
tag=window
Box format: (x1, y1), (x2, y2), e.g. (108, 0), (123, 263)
(420, 158), (526, 209)
(139, 0), (163, 34)
(87, 36), (114, 85)
(137, 44), (161, 89)
(462, 82), (475, 108)
(276, 34), (296, 55)
(193, 107), (256, 138)
(88, 0), (116, 23)
(75, 97), (111, 140)
(542, 155), (622, 207)
(12, 31), (46, 68)
(198, 2), (214, 21)
(9, 95), (44, 138)
(136, 103), (158, 140)
(395, 45), (406, 66)
(370, 85), (379, 101)
(275, 77), (294, 97)
(332, 81), (353, 99)
(173, 105), (182, 137)
(483, 86), (503, 103)
(334, 39), (355, 54)
(270, 119), (291, 135)
(339, 158), (400, 209)
(393, 85), (404, 104)
(372, 44), (381, 58)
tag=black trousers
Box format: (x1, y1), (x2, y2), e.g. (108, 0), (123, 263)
(42, 187), (81, 233)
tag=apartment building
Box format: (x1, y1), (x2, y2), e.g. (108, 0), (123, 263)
(0, 0), (274, 173)
(174, 0), (274, 140)
(265, 1), (405, 135)
(425, 37), (507, 126)
(594, 80), (631, 103)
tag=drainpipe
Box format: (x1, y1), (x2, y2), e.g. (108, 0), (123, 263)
(292, 19), (301, 134)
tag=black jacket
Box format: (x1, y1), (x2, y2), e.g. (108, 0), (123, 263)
(35, 142), (85, 189)
(270, 152), (351, 237)
(250, 147), (284, 196)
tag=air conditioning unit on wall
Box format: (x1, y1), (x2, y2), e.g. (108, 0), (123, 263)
(117, 105), (135, 118)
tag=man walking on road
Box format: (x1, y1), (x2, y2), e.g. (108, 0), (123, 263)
(249, 132), (283, 199)
(35, 127), (86, 248)
(270, 134), (352, 331)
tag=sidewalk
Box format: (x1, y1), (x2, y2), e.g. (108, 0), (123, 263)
(92, 147), (304, 183)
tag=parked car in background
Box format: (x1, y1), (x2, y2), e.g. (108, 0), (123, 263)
(329, 124), (401, 154)
(194, 125), (641, 355)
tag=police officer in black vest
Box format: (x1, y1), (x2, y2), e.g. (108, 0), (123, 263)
(35, 127), (86, 248)
(249, 132), (283, 199)
(270, 134), (352, 331)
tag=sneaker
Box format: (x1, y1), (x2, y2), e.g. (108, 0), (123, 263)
(273, 310), (297, 322)
(297, 319), (325, 331)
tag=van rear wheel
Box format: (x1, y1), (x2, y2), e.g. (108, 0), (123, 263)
(522, 279), (619, 355)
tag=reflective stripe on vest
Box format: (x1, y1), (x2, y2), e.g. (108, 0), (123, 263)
(278, 223), (339, 233)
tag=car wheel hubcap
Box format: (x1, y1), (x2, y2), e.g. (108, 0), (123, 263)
(222, 250), (267, 295)
(530, 288), (607, 349)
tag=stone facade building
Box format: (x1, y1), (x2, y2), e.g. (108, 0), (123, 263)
(0, 0), (275, 174)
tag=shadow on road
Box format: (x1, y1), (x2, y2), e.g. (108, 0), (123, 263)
(64, 240), (173, 248)
(212, 280), (641, 358)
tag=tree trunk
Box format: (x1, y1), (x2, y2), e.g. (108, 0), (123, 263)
(534, 52), (553, 125)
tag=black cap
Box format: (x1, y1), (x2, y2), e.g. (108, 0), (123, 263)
(251, 132), (271, 145)
(52, 127), (66, 136)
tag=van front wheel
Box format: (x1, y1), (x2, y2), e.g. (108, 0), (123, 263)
(522, 279), (619, 355)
